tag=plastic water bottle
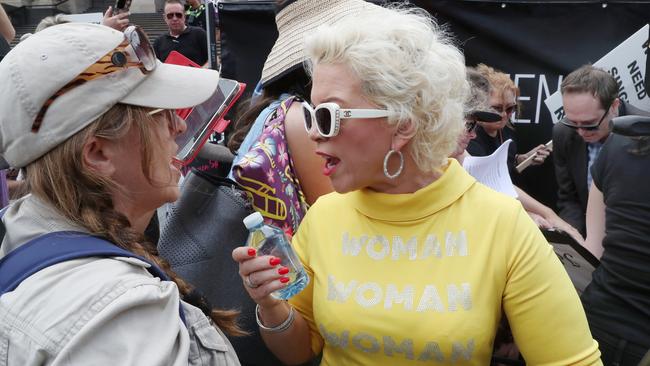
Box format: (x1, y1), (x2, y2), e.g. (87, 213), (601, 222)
(243, 212), (309, 300)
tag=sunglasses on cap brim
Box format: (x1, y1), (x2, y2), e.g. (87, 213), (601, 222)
(301, 101), (391, 138)
(32, 26), (156, 133)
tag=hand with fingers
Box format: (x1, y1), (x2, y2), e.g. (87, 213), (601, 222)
(233, 245), (302, 338)
(102, 6), (130, 32)
(520, 144), (551, 166)
(547, 215), (585, 246)
(0, 2), (16, 43)
(232, 246), (314, 364)
(232, 246), (291, 308)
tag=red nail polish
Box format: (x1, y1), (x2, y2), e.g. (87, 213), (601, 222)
(247, 248), (256, 257)
(280, 277), (290, 283)
(269, 257), (281, 266)
(278, 267), (289, 275)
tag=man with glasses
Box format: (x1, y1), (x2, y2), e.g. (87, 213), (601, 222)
(154, 0), (208, 65)
(553, 64), (649, 235)
(459, 68), (584, 244)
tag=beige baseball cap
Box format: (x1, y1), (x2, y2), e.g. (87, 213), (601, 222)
(0, 22), (220, 169)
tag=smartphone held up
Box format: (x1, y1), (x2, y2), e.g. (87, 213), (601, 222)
(162, 51), (245, 167)
(174, 78), (245, 166)
(114, 0), (132, 14)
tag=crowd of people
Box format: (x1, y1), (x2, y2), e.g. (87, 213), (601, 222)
(0, 0), (648, 365)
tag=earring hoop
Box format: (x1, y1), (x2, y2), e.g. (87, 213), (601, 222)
(383, 149), (404, 179)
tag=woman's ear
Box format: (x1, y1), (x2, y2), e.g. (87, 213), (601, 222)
(82, 136), (116, 176)
(391, 120), (417, 151)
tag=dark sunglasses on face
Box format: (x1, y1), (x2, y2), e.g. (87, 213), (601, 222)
(301, 101), (391, 137)
(491, 104), (517, 116)
(560, 105), (611, 131)
(165, 12), (184, 19)
(32, 26), (156, 133)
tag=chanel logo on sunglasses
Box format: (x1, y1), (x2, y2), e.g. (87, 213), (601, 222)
(301, 101), (391, 138)
(31, 26), (156, 133)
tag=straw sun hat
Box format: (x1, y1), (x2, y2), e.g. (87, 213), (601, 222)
(259, 0), (385, 88)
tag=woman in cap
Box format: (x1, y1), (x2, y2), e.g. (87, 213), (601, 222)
(0, 23), (240, 364)
(452, 68), (503, 162)
(472, 64), (583, 240)
(461, 68), (584, 244)
(468, 64), (552, 185)
(233, 6), (601, 365)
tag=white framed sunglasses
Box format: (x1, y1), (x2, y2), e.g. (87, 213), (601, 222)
(301, 101), (391, 137)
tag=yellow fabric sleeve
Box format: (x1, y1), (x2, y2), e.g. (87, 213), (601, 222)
(503, 205), (601, 365)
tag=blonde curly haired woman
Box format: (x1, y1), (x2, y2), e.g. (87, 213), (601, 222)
(233, 5), (601, 365)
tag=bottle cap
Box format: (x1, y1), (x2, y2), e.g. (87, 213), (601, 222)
(243, 211), (264, 230)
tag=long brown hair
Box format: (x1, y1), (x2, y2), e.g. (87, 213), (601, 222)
(26, 104), (244, 336)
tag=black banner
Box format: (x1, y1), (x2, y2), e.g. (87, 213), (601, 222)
(219, 0), (650, 209)
(415, 1), (650, 207)
(218, 0), (276, 94)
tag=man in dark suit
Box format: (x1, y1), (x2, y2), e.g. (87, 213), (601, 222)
(553, 65), (618, 235)
(553, 64), (650, 235)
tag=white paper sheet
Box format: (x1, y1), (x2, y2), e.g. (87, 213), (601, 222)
(462, 139), (518, 198)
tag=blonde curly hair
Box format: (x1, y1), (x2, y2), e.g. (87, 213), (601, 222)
(304, 5), (467, 173)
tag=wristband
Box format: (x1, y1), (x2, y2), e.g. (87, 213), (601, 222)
(256, 303), (295, 333)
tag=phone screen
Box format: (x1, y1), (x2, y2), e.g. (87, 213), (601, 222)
(175, 78), (241, 164)
(114, 0), (131, 13)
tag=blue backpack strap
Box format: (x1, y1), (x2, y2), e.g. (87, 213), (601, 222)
(0, 231), (186, 325)
(0, 206), (7, 240)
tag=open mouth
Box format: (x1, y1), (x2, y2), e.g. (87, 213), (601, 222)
(317, 152), (340, 177)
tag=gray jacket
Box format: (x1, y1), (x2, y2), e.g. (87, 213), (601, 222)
(0, 195), (240, 366)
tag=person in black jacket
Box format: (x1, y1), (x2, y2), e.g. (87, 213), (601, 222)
(553, 65), (624, 236)
(468, 64), (551, 179)
(154, 0), (208, 65)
